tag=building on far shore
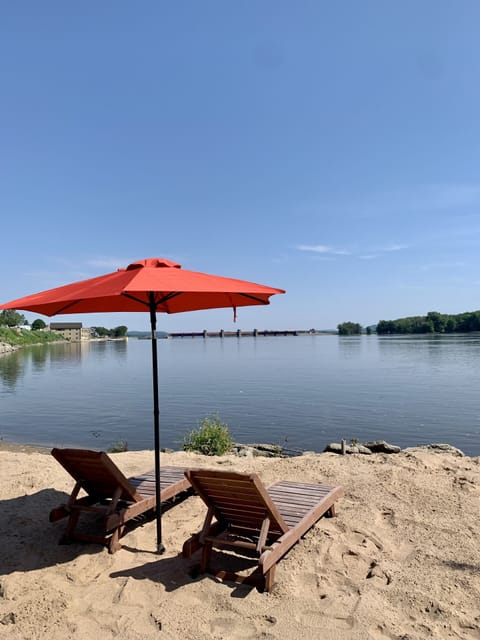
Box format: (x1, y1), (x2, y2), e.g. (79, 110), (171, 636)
(49, 322), (92, 342)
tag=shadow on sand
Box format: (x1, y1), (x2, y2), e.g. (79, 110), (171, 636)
(110, 551), (259, 598)
(0, 488), (190, 575)
(0, 489), (103, 574)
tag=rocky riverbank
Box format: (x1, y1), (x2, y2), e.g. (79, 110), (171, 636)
(0, 341), (19, 355)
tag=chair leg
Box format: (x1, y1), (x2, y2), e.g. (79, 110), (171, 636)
(108, 525), (124, 554)
(60, 511), (80, 544)
(264, 565), (276, 593)
(200, 541), (213, 573)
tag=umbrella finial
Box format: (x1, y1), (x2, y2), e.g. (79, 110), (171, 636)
(127, 258), (182, 270)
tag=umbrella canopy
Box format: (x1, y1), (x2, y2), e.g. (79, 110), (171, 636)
(0, 257), (285, 552)
(0, 258), (283, 316)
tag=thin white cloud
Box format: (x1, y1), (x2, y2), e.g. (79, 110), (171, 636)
(296, 244), (332, 253)
(381, 244), (411, 252)
(296, 243), (411, 260)
(24, 257), (129, 285)
(296, 244), (351, 256)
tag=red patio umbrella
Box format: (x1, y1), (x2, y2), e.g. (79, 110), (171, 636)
(0, 257), (285, 552)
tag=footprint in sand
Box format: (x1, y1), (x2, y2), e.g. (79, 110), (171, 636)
(365, 561), (391, 586)
(288, 568), (361, 630)
(371, 509), (415, 562)
(341, 549), (373, 583)
(209, 615), (258, 639)
(338, 529), (384, 584)
(292, 590), (359, 630)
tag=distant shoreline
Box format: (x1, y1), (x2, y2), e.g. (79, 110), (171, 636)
(0, 440), (51, 454)
(0, 438), (470, 460)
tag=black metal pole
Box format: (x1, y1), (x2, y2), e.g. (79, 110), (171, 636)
(149, 293), (165, 554)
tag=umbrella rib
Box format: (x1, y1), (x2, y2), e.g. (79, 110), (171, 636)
(52, 300), (85, 315)
(122, 293), (150, 308)
(237, 293), (270, 305)
(154, 291), (183, 309)
(122, 291), (183, 312)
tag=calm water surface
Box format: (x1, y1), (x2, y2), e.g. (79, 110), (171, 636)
(1, 334), (479, 456)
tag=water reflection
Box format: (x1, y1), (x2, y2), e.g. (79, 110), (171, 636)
(337, 336), (363, 358)
(0, 340), (128, 392)
(0, 351), (24, 390)
(30, 345), (49, 372)
(108, 340), (128, 360)
(49, 342), (83, 363)
(376, 333), (480, 365)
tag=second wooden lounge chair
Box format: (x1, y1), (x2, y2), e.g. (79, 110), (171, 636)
(182, 468), (344, 592)
(49, 448), (191, 553)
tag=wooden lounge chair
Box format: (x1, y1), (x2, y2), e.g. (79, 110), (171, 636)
(49, 448), (191, 553)
(182, 469), (344, 592)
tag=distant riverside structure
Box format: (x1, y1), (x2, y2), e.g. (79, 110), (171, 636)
(49, 322), (92, 342)
(168, 329), (310, 338)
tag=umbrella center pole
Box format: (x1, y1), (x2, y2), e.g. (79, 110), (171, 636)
(150, 298), (165, 554)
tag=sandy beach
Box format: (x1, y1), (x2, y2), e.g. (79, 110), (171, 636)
(0, 445), (478, 639)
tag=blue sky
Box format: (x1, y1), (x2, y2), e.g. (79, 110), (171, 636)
(2, 2), (480, 331)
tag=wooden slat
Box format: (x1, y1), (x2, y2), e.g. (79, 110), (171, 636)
(131, 467), (190, 502)
(186, 468), (289, 534)
(52, 448), (143, 502)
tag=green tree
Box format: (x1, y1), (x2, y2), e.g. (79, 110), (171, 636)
(0, 309), (26, 327)
(376, 320), (395, 334)
(92, 326), (111, 337)
(111, 325), (128, 338)
(337, 322), (362, 336)
(31, 319), (47, 330)
(426, 311), (446, 333)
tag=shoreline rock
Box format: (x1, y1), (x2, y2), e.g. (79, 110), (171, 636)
(0, 342), (19, 355)
(323, 439), (465, 457)
(324, 439), (402, 455)
(1, 439), (469, 459)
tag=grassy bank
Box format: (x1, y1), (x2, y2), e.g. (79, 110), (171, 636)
(0, 327), (64, 346)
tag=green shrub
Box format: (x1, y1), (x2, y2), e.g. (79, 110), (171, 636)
(107, 440), (128, 453)
(183, 415), (234, 456)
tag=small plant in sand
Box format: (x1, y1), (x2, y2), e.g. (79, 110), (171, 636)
(107, 440), (128, 453)
(183, 414), (234, 456)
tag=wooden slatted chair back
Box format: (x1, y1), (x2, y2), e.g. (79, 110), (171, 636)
(51, 448), (142, 502)
(185, 469), (289, 535)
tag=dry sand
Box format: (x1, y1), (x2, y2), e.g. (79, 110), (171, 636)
(0, 446), (478, 640)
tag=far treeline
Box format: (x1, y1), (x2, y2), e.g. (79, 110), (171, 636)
(376, 311), (480, 335)
(338, 310), (480, 336)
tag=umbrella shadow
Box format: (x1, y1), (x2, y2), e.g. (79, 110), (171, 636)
(0, 489), (102, 575)
(443, 560), (480, 572)
(110, 551), (258, 598)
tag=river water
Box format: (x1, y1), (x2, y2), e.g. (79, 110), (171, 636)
(1, 334), (479, 456)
